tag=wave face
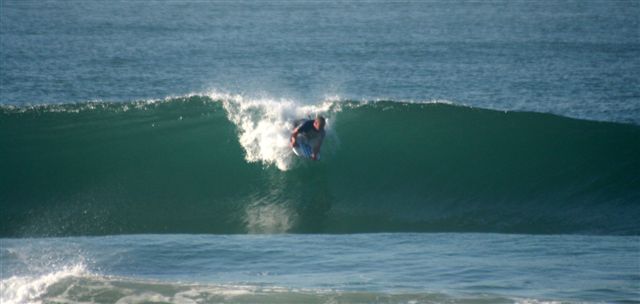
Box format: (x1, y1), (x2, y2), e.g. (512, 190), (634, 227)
(1, 95), (639, 236)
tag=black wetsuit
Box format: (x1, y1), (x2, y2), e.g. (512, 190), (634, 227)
(295, 119), (325, 143)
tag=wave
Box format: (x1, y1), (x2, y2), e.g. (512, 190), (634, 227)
(0, 269), (528, 304)
(1, 94), (639, 236)
(1, 264), (87, 304)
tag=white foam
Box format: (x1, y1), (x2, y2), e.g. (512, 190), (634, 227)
(115, 293), (180, 304)
(110, 282), (266, 303)
(0, 264), (87, 304)
(210, 90), (335, 171)
(515, 299), (563, 304)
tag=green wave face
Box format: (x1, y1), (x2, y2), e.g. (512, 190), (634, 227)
(1, 96), (639, 236)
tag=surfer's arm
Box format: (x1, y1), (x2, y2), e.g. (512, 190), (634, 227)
(290, 128), (300, 147)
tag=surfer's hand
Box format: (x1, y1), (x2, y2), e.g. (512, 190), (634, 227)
(311, 153), (317, 160)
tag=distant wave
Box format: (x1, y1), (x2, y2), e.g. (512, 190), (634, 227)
(1, 95), (639, 236)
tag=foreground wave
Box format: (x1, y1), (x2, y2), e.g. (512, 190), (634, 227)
(3, 233), (638, 304)
(2, 273), (517, 304)
(1, 95), (639, 236)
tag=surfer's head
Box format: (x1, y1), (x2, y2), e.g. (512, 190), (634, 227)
(314, 116), (326, 130)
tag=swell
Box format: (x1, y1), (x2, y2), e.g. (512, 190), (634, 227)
(1, 96), (638, 236)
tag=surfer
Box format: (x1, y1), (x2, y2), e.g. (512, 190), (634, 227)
(290, 116), (326, 160)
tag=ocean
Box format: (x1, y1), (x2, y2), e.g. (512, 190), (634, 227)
(1, 1), (639, 303)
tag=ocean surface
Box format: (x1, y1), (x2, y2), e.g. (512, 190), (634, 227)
(1, 1), (639, 303)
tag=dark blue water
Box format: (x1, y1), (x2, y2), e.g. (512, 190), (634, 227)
(1, 1), (639, 303)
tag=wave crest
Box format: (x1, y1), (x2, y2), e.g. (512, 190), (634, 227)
(214, 91), (337, 170)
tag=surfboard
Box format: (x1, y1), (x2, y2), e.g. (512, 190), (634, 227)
(292, 136), (318, 160)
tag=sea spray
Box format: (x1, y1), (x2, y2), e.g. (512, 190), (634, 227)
(0, 264), (88, 304)
(214, 91), (335, 170)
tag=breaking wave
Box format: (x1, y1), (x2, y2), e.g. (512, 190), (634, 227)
(1, 94), (638, 236)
